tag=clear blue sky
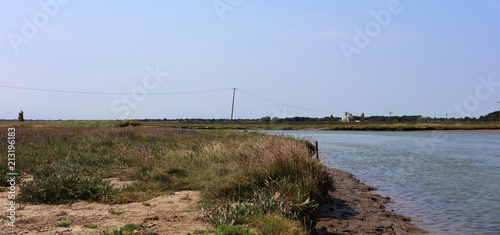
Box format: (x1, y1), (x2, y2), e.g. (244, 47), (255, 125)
(2, 0), (500, 120)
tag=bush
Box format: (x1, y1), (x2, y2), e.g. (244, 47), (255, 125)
(255, 214), (305, 235)
(55, 221), (71, 227)
(190, 225), (258, 235)
(101, 223), (143, 235)
(18, 174), (114, 204)
(201, 192), (295, 227)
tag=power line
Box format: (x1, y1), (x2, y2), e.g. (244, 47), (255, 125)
(238, 89), (343, 114)
(0, 84), (231, 95)
(1, 84), (345, 115)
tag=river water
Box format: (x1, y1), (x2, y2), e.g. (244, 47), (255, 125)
(266, 130), (500, 235)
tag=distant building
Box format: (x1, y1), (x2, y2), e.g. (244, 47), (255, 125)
(18, 110), (24, 122)
(341, 112), (353, 122)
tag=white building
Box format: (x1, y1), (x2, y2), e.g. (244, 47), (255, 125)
(341, 112), (353, 122)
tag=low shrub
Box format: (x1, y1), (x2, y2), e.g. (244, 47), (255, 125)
(190, 225), (258, 235)
(101, 223), (143, 235)
(55, 221), (71, 227)
(201, 192), (296, 227)
(18, 174), (114, 204)
(255, 213), (305, 235)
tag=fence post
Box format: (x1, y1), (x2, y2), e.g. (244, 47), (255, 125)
(315, 141), (319, 159)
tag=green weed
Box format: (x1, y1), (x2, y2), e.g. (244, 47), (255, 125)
(84, 223), (98, 228)
(55, 221), (71, 227)
(101, 223), (142, 235)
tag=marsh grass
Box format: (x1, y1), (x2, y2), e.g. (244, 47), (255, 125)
(1, 126), (332, 233)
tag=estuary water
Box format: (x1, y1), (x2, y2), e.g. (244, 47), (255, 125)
(266, 130), (500, 235)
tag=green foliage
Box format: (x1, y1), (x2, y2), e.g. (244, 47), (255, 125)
(255, 214), (306, 235)
(55, 221), (71, 227)
(190, 225), (259, 235)
(18, 175), (114, 204)
(101, 223), (142, 235)
(84, 223), (98, 228)
(0, 126), (334, 233)
(201, 192), (300, 227)
(479, 111), (500, 122)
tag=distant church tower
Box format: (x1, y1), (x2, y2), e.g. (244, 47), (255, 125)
(18, 110), (24, 122)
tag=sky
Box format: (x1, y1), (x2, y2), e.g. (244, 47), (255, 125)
(1, 0), (500, 120)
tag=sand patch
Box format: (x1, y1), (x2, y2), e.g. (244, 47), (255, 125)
(0, 189), (211, 234)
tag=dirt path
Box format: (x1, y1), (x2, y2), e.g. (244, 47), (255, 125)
(314, 168), (426, 234)
(0, 189), (210, 234)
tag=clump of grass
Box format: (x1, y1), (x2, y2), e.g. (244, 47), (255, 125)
(101, 223), (142, 235)
(142, 202), (151, 206)
(255, 213), (306, 235)
(190, 225), (258, 235)
(204, 136), (333, 205)
(55, 221), (71, 227)
(201, 192), (296, 227)
(17, 204), (26, 210)
(18, 175), (114, 204)
(84, 223), (98, 228)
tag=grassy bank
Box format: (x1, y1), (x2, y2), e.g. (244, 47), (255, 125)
(0, 126), (332, 234)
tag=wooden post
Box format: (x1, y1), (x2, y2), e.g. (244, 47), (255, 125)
(315, 141), (319, 159)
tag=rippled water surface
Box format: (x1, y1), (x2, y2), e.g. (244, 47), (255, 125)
(267, 130), (500, 235)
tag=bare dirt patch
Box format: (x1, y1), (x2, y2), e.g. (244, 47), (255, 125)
(0, 189), (211, 234)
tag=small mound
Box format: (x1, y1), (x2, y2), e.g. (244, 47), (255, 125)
(118, 121), (143, 127)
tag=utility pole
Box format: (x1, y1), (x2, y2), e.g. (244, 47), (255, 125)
(231, 88), (237, 122)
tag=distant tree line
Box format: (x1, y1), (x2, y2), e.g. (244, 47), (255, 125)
(2, 111), (497, 123)
(137, 111), (500, 123)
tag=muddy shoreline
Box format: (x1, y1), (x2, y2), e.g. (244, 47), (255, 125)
(313, 168), (426, 234)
